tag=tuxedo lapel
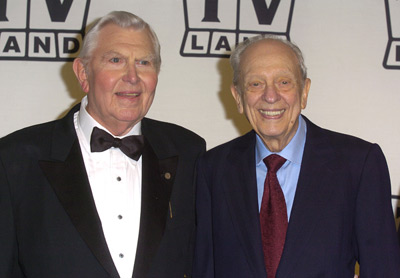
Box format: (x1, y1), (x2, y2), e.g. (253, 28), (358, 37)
(278, 118), (339, 278)
(38, 105), (119, 278)
(133, 121), (178, 278)
(223, 131), (266, 277)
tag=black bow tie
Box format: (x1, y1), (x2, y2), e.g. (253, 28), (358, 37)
(90, 127), (144, 161)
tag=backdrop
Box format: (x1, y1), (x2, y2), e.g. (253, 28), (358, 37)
(1, 0), (399, 219)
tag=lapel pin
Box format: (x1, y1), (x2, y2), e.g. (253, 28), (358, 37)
(164, 172), (171, 180)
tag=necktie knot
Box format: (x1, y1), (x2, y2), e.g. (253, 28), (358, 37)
(90, 127), (144, 161)
(263, 154), (286, 174)
(112, 137), (122, 148)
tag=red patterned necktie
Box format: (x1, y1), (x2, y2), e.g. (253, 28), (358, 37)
(260, 154), (288, 278)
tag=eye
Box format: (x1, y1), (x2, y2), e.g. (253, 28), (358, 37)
(278, 79), (291, 86)
(137, 60), (150, 66)
(247, 81), (265, 91)
(110, 57), (121, 63)
(276, 79), (294, 90)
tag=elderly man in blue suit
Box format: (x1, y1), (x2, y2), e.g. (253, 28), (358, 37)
(193, 35), (400, 278)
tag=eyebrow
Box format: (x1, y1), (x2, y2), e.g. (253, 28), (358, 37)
(100, 50), (124, 59)
(247, 69), (296, 78)
(101, 51), (156, 62)
(136, 54), (156, 62)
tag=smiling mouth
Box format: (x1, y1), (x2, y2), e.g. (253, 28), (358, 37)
(116, 92), (140, 97)
(260, 109), (285, 116)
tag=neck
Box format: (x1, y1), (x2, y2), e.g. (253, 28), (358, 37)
(262, 139), (288, 153)
(105, 122), (136, 137)
(260, 131), (297, 153)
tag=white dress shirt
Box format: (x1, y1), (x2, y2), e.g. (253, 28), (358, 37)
(74, 96), (141, 278)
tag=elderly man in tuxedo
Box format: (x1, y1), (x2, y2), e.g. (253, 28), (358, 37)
(192, 35), (400, 278)
(0, 11), (205, 278)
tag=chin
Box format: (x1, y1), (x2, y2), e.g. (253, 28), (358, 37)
(117, 109), (141, 118)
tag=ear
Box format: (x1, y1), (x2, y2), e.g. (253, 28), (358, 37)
(230, 84), (244, 114)
(73, 58), (89, 93)
(300, 78), (311, 110)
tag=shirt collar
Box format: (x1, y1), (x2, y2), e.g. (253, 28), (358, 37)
(255, 115), (307, 166)
(77, 96), (142, 146)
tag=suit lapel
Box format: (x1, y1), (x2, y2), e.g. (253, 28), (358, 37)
(133, 119), (178, 278)
(38, 105), (120, 278)
(223, 131), (267, 277)
(278, 117), (339, 278)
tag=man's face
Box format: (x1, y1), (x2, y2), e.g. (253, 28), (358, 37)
(73, 24), (158, 136)
(231, 39), (310, 152)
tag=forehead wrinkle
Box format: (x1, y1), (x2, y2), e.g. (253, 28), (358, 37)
(244, 68), (296, 81)
(241, 40), (300, 72)
(100, 48), (155, 62)
(102, 50), (124, 57)
(96, 30), (154, 55)
(134, 53), (156, 62)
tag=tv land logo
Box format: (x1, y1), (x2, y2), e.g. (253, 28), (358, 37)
(180, 0), (296, 58)
(0, 0), (91, 61)
(383, 0), (400, 69)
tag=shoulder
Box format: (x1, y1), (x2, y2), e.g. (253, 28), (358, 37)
(0, 120), (63, 166)
(0, 105), (77, 155)
(142, 117), (206, 151)
(142, 118), (203, 141)
(304, 116), (374, 149)
(0, 120), (57, 150)
(200, 130), (255, 162)
(303, 116), (384, 163)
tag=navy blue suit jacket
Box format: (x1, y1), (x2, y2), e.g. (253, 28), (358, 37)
(193, 116), (400, 278)
(0, 104), (206, 278)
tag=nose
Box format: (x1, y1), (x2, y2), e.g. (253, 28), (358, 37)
(122, 63), (139, 84)
(262, 84), (280, 103)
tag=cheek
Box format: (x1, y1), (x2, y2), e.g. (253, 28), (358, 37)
(98, 74), (120, 92)
(284, 92), (302, 110)
(143, 74), (158, 91)
(243, 94), (261, 112)
(144, 92), (156, 108)
(141, 75), (157, 106)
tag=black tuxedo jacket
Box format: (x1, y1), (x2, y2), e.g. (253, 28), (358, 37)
(193, 116), (400, 278)
(0, 104), (206, 278)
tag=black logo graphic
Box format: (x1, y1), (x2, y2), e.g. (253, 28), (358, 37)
(383, 0), (400, 69)
(0, 0), (90, 61)
(181, 0), (296, 58)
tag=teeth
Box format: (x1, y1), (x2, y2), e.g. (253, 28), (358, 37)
(260, 109), (284, 116)
(116, 92), (139, 97)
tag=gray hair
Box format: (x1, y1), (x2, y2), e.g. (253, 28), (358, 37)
(230, 34), (307, 90)
(78, 11), (161, 72)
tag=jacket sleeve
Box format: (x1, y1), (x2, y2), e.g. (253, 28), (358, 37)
(192, 157), (215, 278)
(355, 144), (400, 277)
(0, 154), (25, 277)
